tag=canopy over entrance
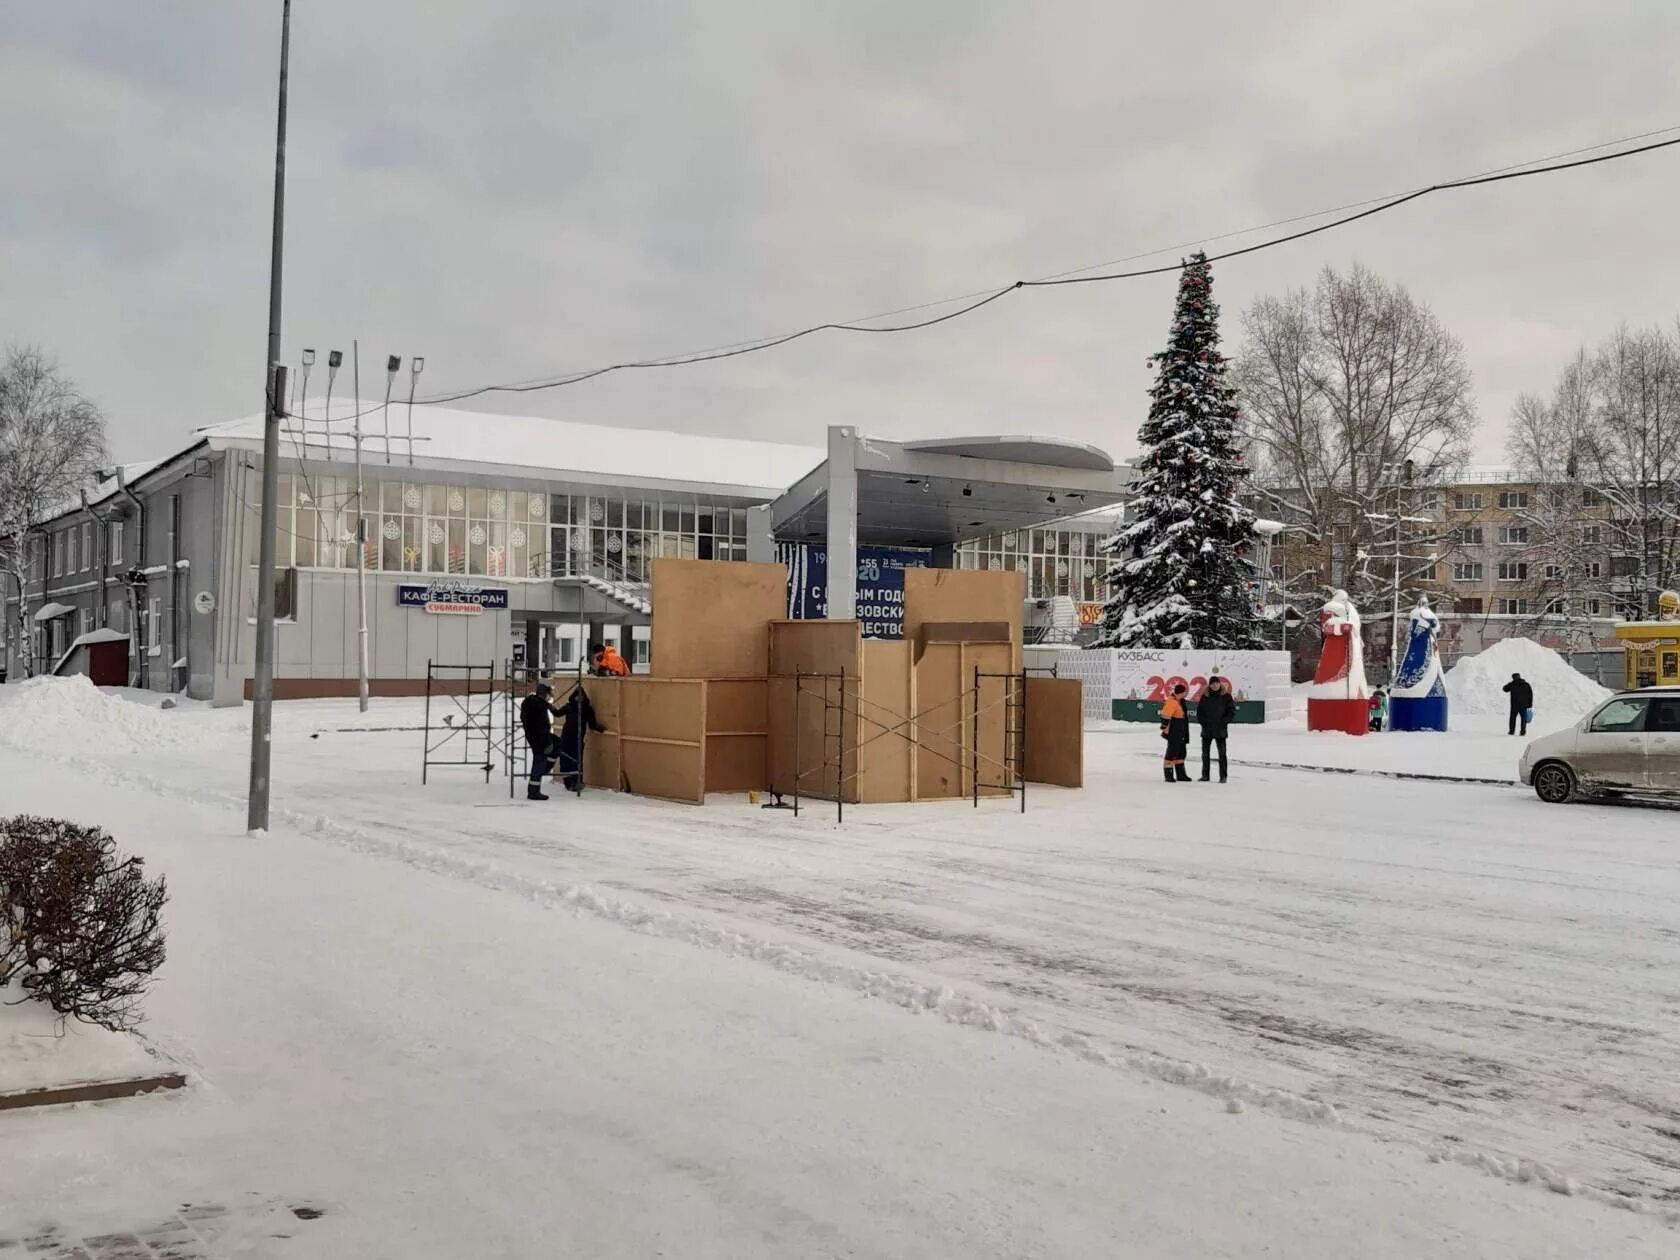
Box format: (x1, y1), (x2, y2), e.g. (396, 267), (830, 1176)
(763, 427), (1130, 619)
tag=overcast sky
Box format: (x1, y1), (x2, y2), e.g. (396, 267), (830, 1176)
(7, 2), (1680, 468)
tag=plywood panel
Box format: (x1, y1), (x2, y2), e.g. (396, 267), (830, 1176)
(619, 678), (706, 744)
(704, 736), (766, 794)
(622, 740), (705, 804)
(652, 559), (787, 679)
(913, 640), (1012, 800)
(580, 678), (622, 790)
(903, 569), (1025, 669)
(768, 619), (861, 679)
(702, 677), (767, 794)
(705, 679), (768, 735)
(1024, 677), (1084, 789)
(765, 674), (850, 801)
(857, 639), (913, 803)
(914, 642), (966, 800)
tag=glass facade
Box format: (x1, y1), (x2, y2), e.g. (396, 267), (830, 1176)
(954, 524), (1117, 601)
(255, 473), (752, 581)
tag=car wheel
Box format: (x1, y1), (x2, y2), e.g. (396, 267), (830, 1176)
(1533, 762), (1576, 804)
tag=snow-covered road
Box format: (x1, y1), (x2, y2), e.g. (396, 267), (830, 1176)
(3, 680), (1677, 1256)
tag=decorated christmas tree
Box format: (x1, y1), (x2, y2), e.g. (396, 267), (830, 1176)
(1098, 251), (1263, 650)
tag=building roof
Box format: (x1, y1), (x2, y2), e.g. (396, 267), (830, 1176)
(197, 401), (826, 499)
(33, 460), (163, 527)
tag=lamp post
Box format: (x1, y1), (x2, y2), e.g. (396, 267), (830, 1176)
(323, 349), (342, 463)
(381, 355), (400, 463)
(248, 0), (291, 834)
(406, 356), (424, 466)
(298, 347), (314, 450)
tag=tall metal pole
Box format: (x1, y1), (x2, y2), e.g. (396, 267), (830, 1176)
(353, 340), (370, 712)
(1390, 493), (1402, 685)
(248, 0), (291, 833)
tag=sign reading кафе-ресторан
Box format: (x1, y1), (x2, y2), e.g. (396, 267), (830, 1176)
(396, 582), (510, 616)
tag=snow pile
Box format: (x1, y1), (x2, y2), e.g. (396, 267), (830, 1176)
(0, 675), (212, 755)
(0, 983), (160, 1094)
(1445, 638), (1610, 719)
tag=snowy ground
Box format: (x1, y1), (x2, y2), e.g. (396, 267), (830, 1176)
(1, 677), (1677, 1257)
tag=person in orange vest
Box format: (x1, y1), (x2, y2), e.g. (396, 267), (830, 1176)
(1160, 682), (1192, 783)
(590, 641), (630, 677)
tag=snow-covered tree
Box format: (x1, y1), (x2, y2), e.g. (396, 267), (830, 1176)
(1, 347), (107, 676)
(1099, 253), (1264, 650)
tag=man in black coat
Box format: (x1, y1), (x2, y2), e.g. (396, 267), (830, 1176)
(1197, 676), (1236, 783)
(1502, 672), (1534, 736)
(554, 684), (607, 795)
(520, 680), (561, 801)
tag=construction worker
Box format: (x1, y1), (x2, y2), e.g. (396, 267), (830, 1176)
(1160, 683), (1191, 783)
(590, 640), (630, 677)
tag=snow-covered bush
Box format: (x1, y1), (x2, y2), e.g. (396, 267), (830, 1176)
(0, 816), (167, 1033)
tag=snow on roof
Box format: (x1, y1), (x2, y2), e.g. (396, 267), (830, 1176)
(34, 460), (163, 527)
(71, 628), (130, 647)
(197, 401), (825, 497)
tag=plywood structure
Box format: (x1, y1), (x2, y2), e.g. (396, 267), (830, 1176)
(539, 559), (1079, 809)
(652, 559), (787, 679)
(1024, 676), (1084, 788)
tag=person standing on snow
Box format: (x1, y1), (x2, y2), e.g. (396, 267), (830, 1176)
(1160, 682), (1191, 783)
(1197, 676), (1236, 782)
(1503, 672), (1534, 736)
(1369, 687), (1388, 732)
(520, 680), (561, 801)
(554, 683), (608, 794)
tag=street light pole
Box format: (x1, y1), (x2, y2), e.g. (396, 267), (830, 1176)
(353, 340), (370, 713)
(248, 0), (291, 833)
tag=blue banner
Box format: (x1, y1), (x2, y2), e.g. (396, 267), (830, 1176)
(397, 581), (510, 614)
(777, 543), (929, 639)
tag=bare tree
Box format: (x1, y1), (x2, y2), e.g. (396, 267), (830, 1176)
(1507, 326), (1680, 622)
(1235, 264), (1476, 668)
(0, 347), (107, 675)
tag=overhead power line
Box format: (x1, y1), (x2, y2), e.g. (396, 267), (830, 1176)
(414, 127), (1680, 408)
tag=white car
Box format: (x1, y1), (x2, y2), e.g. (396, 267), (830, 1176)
(1519, 686), (1680, 804)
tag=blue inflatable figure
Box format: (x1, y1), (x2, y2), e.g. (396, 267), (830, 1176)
(1388, 597), (1449, 732)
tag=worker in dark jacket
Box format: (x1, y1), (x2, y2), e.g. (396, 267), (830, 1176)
(1160, 683), (1191, 783)
(554, 684), (608, 795)
(1503, 672), (1534, 736)
(1197, 675), (1236, 783)
(520, 680), (560, 801)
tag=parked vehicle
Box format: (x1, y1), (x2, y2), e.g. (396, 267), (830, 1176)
(1519, 687), (1680, 804)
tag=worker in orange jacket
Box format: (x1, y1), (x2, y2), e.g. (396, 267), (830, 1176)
(1160, 683), (1191, 783)
(591, 641), (631, 677)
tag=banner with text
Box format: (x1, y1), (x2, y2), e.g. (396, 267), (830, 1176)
(777, 543), (930, 639)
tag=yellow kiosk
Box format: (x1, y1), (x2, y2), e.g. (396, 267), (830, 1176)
(1614, 590), (1680, 689)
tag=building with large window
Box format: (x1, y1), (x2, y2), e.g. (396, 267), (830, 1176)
(4, 405), (1130, 698)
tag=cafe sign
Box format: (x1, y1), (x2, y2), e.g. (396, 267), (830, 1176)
(397, 581), (509, 616)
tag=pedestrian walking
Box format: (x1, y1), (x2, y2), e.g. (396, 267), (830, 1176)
(554, 683), (608, 794)
(1368, 687), (1388, 732)
(1197, 676), (1235, 782)
(1160, 683), (1191, 783)
(519, 679), (561, 801)
(1503, 672), (1534, 736)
